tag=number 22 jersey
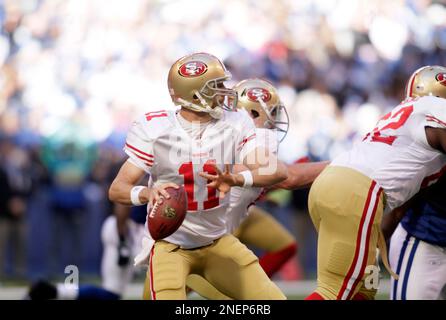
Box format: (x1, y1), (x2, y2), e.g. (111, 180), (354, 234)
(331, 96), (446, 212)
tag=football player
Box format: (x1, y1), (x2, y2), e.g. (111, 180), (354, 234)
(306, 65), (446, 300)
(178, 78), (328, 300)
(386, 172), (446, 300)
(226, 79), (299, 278)
(109, 53), (288, 300)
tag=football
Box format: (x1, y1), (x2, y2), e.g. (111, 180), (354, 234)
(147, 185), (187, 240)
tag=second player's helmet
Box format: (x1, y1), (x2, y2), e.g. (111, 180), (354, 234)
(168, 52), (237, 119)
(405, 65), (446, 100)
(233, 78), (289, 141)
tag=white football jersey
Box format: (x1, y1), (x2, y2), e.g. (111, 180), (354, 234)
(225, 128), (279, 233)
(124, 108), (257, 249)
(332, 96), (446, 212)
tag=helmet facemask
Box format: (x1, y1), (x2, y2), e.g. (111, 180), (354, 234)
(257, 98), (289, 142)
(177, 74), (238, 119)
(199, 73), (238, 111)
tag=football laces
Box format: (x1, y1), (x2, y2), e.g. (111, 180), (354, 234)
(148, 197), (163, 218)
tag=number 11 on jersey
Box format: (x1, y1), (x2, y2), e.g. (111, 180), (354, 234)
(179, 160), (220, 211)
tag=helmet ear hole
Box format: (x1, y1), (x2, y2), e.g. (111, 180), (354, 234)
(192, 94), (199, 100)
(270, 107), (277, 117)
(251, 110), (260, 118)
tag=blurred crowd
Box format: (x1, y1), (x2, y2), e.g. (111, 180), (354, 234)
(0, 0), (445, 283)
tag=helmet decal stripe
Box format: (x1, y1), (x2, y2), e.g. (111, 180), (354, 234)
(406, 71), (417, 98)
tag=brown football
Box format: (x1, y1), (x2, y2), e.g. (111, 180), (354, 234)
(147, 185), (187, 240)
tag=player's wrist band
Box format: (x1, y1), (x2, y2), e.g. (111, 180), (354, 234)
(239, 170), (253, 188)
(130, 186), (146, 205)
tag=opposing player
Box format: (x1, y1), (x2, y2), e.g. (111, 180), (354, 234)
(109, 53), (288, 300)
(388, 174), (446, 300)
(306, 65), (446, 300)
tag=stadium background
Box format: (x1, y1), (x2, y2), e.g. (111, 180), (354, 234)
(0, 0), (445, 299)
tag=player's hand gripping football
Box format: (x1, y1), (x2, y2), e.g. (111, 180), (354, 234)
(148, 182), (180, 205)
(199, 164), (238, 199)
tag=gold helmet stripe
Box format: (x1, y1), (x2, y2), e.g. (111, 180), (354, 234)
(405, 67), (422, 98)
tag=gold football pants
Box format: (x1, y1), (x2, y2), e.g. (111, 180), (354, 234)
(142, 233), (286, 300)
(233, 206), (295, 252)
(183, 206), (295, 300)
(308, 166), (384, 300)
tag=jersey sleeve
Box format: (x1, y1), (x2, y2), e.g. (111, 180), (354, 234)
(235, 110), (258, 164)
(409, 96), (446, 150)
(422, 96), (446, 130)
(123, 118), (154, 174)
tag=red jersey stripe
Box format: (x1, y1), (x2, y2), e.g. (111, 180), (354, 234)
(127, 151), (154, 166)
(426, 115), (446, 127)
(421, 165), (446, 188)
(125, 143), (154, 158)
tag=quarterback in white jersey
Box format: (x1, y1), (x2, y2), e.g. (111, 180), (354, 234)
(125, 107), (259, 249)
(306, 65), (446, 300)
(109, 53), (288, 300)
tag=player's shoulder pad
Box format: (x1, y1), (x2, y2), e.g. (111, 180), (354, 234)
(416, 95), (446, 109)
(221, 108), (255, 131)
(135, 109), (177, 139)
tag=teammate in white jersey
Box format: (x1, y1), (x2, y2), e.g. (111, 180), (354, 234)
(183, 78), (293, 300)
(377, 66), (446, 300)
(109, 53), (288, 300)
(183, 78), (328, 299)
(306, 65), (446, 300)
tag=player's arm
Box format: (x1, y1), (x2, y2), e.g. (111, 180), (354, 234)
(215, 149), (288, 187)
(381, 201), (411, 243)
(111, 117), (179, 205)
(109, 160), (150, 205)
(275, 160), (329, 190)
(235, 114), (288, 187)
(199, 147), (287, 198)
(381, 183), (432, 243)
(425, 126), (446, 153)
(240, 146), (288, 187)
(108, 160), (178, 205)
(199, 115), (287, 197)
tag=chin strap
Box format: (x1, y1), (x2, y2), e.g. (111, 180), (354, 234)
(177, 91), (223, 119)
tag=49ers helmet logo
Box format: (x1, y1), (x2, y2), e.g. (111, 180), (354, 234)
(178, 61), (208, 77)
(435, 73), (446, 87)
(247, 88), (272, 103)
